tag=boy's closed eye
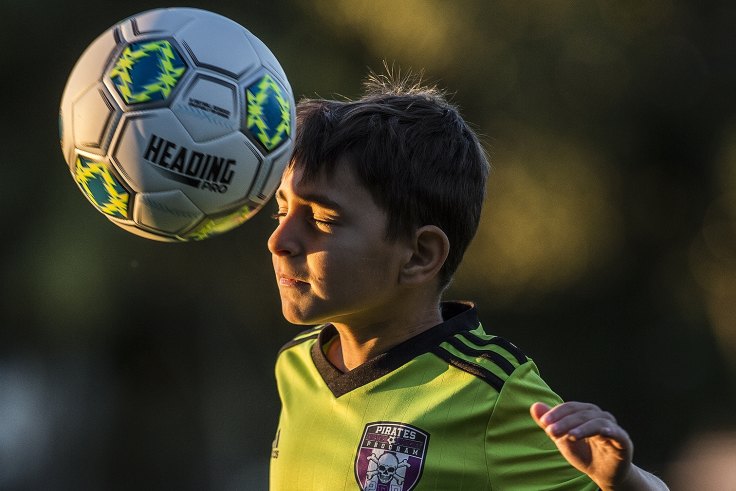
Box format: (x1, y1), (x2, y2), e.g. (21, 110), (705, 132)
(271, 209), (339, 230)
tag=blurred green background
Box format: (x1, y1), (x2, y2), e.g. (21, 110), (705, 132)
(1, 0), (735, 489)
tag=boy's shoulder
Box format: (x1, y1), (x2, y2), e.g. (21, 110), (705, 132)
(276, 324), (326, 356)
(432, 316), (531, 392)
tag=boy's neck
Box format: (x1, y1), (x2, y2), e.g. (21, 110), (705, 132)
(325, 302), (444, 372)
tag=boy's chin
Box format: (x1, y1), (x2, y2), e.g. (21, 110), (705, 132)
(280, 304), (324, 326)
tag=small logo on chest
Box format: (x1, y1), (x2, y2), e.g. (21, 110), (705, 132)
(354, 422), (429, 491)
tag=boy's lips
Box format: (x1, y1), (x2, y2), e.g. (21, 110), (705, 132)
(277, 273), (309, 287)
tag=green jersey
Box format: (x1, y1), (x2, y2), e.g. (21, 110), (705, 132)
(270, 302), (598, 490)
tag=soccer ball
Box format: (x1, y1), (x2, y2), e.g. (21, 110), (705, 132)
(59, 7), (295, 241)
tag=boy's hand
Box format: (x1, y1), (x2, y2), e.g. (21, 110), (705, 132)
(530, 401), (667, 490)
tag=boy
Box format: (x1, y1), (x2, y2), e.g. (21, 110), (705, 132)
(268, 73), (668, 490)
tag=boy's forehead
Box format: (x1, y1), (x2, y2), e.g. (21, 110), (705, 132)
(276, 164), (360, 208)
(276, 160), (394, 233)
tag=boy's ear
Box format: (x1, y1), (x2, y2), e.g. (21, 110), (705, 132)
(399, 225), (450, 286)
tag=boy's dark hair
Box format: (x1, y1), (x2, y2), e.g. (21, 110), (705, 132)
(289, 71), (490, 288)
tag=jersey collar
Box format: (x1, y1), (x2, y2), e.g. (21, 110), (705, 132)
(311, 301), (479, 398)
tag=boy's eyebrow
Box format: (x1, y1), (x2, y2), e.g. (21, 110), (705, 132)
(275, 188), (344, 212)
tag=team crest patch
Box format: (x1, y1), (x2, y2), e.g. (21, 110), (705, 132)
(354, 422), (429, 491)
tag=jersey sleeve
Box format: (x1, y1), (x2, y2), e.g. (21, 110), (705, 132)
(485, 361), (600, 491)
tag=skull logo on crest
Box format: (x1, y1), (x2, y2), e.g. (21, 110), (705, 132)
(365, 450), (411, 488)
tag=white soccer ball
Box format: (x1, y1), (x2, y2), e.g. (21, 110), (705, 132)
(59, 7), (295, 241)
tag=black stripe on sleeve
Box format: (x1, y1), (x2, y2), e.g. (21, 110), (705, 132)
(444, 336), (516, 376)
(431, 346), (505, 392)
(460, 331), (528, 365)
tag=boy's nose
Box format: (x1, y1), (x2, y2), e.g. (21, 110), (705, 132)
(267, 215), (301, 257)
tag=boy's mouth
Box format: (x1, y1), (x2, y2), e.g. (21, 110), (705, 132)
(278, 274), (309, 288)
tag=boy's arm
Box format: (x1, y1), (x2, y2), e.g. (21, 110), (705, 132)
(530, 402), (669, 491)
